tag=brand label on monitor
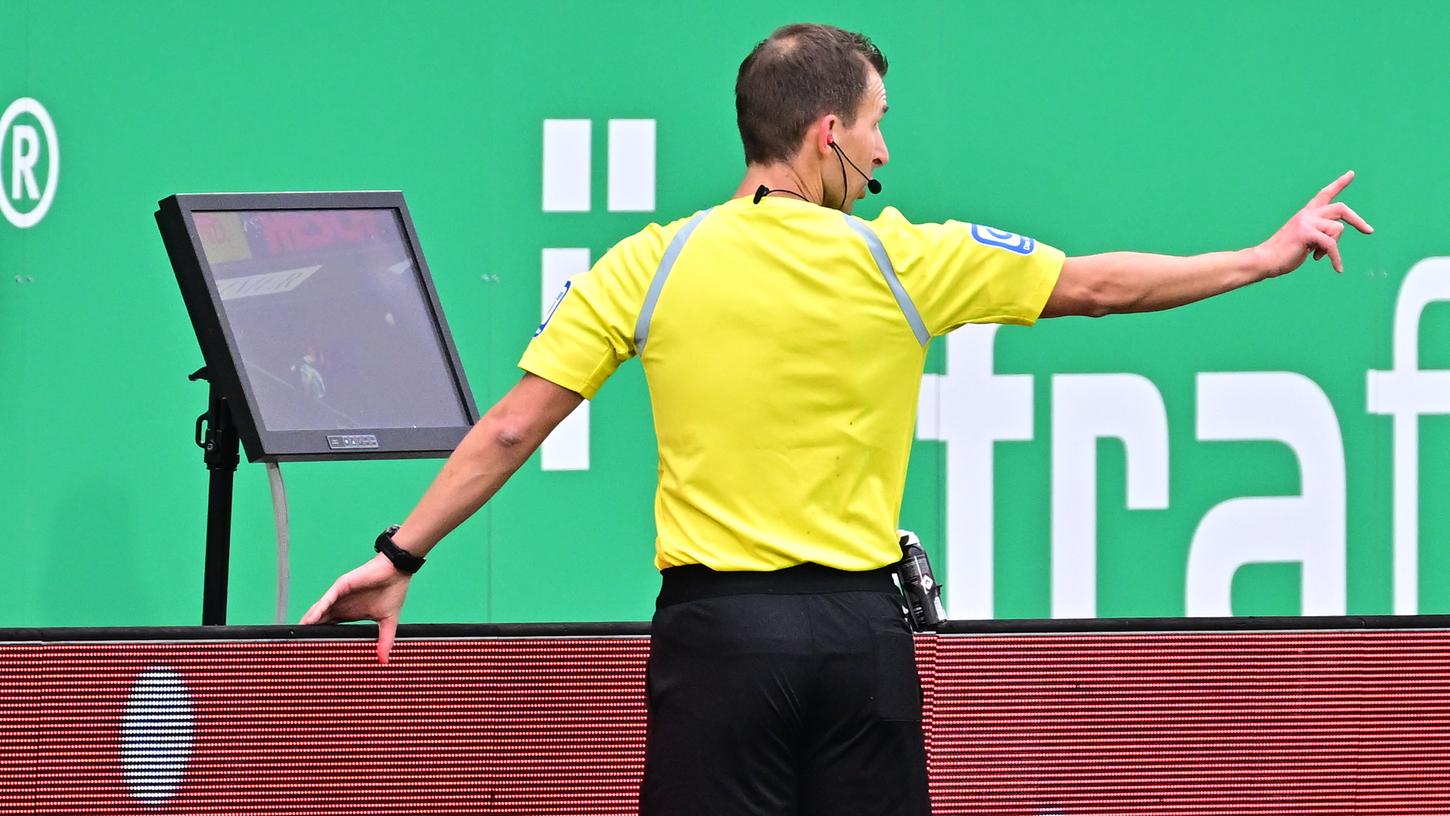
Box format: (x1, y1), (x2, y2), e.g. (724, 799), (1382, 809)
(326, 434), (380, 450)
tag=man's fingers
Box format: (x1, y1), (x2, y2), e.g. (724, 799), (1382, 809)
(1315, 232), (1344, 273)
(301, 573), (356, 624)
(1322, 201), (1374, 234)
(1310, 170), (1355, 207)
(377, 616), (399, 664)
(1306, 219), (1347, 272)
(1313, 217), (1345, 240)
(300, 585), (341, 625)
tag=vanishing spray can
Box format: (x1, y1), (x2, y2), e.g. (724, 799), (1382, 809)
(895, 529), (946, 631)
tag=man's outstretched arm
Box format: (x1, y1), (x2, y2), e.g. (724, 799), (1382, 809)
(1041, 171), (1374, 319)
(300, 372), (583, 662)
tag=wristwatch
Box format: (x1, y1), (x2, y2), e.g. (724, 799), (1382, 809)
(374, 524), (426, 574)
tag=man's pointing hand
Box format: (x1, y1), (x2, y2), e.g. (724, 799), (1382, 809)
(1254, 170), (1374, 276)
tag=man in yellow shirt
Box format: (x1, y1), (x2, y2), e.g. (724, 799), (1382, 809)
(304, 23), (1371, 816)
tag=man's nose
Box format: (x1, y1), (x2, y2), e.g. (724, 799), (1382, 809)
(875, 137), (890, 168)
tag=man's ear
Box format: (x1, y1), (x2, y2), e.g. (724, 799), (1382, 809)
(816, 116), (839, 151)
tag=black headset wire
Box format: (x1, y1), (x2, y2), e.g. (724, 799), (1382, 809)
(753, 185), (810, 205)
(751, 141), (881, 208)
(832, 143), (850, 210)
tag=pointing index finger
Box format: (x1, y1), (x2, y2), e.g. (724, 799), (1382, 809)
(1311, 170), (1356, 206)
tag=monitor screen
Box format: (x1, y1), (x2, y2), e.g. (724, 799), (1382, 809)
(192, 208), (467, 433)
(157, 192), (479, 462)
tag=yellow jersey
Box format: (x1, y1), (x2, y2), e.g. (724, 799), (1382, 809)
(519, 195), (1063, 572)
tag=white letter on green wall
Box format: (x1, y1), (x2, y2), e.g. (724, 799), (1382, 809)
(1187, 372), (1346, 615)
(919, 325), (1033, 618)
(1051, 374), (1169, 618)
(1366, 257), (1450, 615)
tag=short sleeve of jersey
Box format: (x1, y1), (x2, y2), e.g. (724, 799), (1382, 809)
(868, 206), (1065, 336)
(517, 221), (671, 399)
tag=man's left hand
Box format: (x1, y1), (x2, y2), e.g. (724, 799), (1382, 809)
(300, 554), (412, 664)
(1253, 170), (1374, 277)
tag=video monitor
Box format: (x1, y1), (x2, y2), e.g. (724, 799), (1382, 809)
(156, 192), (480, 462)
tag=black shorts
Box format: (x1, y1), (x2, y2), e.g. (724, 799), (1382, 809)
(640, 563), (931, 816)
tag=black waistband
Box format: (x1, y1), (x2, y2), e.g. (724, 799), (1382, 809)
(656, 562), (898, 609)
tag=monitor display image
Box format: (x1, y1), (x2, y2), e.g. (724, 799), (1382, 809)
(157, 192), (479, 461)
(192, 208), (466, 433)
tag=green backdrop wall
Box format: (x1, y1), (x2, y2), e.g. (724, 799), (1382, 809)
(2, 0), (1445, 626)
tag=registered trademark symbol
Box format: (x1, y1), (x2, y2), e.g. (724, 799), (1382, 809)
(0, 97), (61, 229)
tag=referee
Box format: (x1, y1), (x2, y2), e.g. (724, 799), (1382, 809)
(303, 23), (1372, 816)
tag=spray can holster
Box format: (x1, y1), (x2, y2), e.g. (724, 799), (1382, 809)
(894, 529), (946, 631)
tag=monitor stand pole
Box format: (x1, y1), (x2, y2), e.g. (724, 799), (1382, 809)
(190, 366), (239, 625)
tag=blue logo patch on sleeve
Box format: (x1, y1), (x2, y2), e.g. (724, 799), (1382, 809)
(970, 224), (1036, 255)
(535, 280), (571, 337)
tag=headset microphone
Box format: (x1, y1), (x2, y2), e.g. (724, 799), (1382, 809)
(829, 141), (883, 196)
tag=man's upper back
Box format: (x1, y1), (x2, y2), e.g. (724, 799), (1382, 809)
(520, 195), (1063, 572)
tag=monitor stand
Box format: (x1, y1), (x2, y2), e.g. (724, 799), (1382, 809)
(190, 366), (239, 625)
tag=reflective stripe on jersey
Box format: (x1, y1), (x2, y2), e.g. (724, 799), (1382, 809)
(634, 207), (714, 354)
(843, 213), (930, 346)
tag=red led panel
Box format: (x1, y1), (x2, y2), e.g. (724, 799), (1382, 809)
(3, 628), (1450, 814)
(0, 644), (41, 812)
(16, 638), (649, 814)
(923, 631), (1450, 814)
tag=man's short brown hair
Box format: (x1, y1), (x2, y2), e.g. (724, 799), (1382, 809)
(735, 23), (888, 166)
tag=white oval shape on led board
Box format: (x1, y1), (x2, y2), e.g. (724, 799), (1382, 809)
(120, 665), (194, 806)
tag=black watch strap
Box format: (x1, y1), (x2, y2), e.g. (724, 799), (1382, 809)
(375, 524), (426, 574)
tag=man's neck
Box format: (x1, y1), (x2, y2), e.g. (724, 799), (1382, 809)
(734, 161), (826, 206)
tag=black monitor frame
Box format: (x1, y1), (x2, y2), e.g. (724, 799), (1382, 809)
(157, 191), (480, 463)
